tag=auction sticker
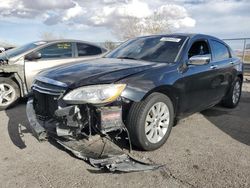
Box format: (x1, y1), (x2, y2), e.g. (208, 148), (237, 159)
(34, 41), (47, 45)
(160, 37), (181, 42)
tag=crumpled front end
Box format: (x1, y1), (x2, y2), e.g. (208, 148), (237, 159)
(26, 80), (162, 172)
(0, 58), (8, 66)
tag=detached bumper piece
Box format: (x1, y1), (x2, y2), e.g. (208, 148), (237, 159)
(26, 98), (162, 172)
(26, 99), (47, 141)
(55, 136), (162, 172)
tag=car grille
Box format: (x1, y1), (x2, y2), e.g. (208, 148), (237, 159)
(32, 80), (66, 120)
(33, 80), (66, 95)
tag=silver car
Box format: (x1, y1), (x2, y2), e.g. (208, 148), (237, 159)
(0, 40), (107, 110)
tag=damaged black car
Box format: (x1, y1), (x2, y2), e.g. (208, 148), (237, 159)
(26, 34), (243, 171)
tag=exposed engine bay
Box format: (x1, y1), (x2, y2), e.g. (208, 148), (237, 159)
(26, 82), (162, 172)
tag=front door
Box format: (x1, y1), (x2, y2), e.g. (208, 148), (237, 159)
(177, 40), (219, 114)
(25, 42), (76, 90)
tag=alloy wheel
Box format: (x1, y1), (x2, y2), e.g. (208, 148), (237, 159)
(0, 83), (16, 107)
(145, 102), (170, 143)
(232, 81), (241, 104)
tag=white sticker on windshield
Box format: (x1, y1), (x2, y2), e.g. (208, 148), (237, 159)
(160, 37), (181, 42)
(34, 41), (47, 45)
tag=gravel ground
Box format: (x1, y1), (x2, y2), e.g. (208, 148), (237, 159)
(0, 79), (249, 188)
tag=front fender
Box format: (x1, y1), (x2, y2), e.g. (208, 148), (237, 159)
(120, 64), (182, 102)
(121, 85), (147, 102)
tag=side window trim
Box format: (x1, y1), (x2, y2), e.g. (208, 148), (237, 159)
(72, 42), (77, 58)
(207, 39), (214, 62)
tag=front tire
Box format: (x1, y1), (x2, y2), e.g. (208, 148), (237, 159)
(0, 77), (20, 110)
(126, 92), (174, 151)
(222, 77), (242, 108)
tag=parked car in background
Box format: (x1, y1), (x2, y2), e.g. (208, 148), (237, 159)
(0, 46), (14, 53)
(27, 34), (243, 153)
(0, 47), (5, 53)
(0, 40), (107, 110)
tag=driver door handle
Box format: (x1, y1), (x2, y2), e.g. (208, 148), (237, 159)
(210, 65), (218, 69)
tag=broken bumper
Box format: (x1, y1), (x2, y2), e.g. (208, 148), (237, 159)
(26, 98), (163, 172)
(26, 99), (47, 140)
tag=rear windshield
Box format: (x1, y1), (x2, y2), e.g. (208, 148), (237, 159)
(106, 36), (187, 63)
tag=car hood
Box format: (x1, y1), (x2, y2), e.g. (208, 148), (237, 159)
(38, 58), (163, 89)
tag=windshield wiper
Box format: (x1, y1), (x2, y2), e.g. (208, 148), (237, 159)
(116, 56), (138, 60)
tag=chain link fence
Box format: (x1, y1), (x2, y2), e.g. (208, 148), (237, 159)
(223, 38), (250, 75)
(223, 38), (250, 63)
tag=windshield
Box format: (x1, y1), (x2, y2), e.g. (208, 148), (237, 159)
(106, 35), (187, 63)
(5, 41), (47, 58)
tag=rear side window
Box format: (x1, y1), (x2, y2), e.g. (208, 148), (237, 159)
(77, 43), (102, 56)
(210, 40), (230, 61)
(38, 42), (72, 59)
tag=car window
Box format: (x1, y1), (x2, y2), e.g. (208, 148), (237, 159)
(106, 36), (187, 63)
(5, 42), (46, 58)
(188, 40), (210, 59)
(38, 42), (72, 59)
(210, 40), (230, 61)
(77, 43), (102, 56)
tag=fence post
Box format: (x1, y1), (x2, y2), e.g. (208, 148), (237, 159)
(242, 39), (247, 62)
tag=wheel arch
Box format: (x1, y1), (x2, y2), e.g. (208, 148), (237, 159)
(0, 72), (24, 97)
(237, 73), (243, 82)
(141, 85), (180, 115)
(122, 85), (180, 119)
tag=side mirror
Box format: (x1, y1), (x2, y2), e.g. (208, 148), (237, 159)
(188, 54), (211, 65)
(25, 51), (42, 61)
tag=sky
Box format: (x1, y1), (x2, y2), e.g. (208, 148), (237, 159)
(0, 0), (250, 45)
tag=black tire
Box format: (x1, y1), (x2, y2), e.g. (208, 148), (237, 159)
(222, 77), (242, 108)
(126, 92), (174, 151)
(0, 77), (20, 110)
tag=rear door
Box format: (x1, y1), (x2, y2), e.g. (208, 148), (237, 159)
(209, 39), (235, 100)
(25, 42), (78, 90)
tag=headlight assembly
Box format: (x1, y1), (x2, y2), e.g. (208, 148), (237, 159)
(63, 84), (126, 104)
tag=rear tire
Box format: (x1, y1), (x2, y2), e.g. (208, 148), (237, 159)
(222, 77), (242, 108)
(126, 92), (174, 151)
(0, 77), (20, 110)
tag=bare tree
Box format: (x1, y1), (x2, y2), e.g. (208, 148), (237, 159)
(103, 40), (118, 51)
(113, 12), (172, 40)
(39, 32), (64, 40)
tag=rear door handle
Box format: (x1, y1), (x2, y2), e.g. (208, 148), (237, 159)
(230, 61), (234, 65)
(210, 65), (218, 69)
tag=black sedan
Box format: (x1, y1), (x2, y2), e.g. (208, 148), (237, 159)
(27, 34), (243, 153)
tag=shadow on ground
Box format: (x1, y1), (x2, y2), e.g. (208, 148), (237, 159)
(5, 98), (30, 149)
(202, 91), (250, 146)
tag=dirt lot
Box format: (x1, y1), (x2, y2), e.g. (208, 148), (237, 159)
(0, 79), (250, 188)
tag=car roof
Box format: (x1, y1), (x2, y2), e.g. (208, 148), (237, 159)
(135, 33), (228, 46)
(32, 39), (105, 48)
(138, 33), (222, 41)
